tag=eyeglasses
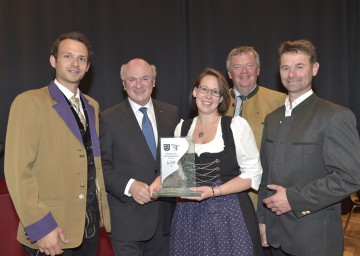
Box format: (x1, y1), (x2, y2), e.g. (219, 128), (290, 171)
(197, 86), (222, 97)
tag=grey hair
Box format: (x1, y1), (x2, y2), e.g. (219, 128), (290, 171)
(226, 46), (260, 70)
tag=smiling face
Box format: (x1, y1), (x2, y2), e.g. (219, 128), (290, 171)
(193, 74), (223, 115)
(280, 52), (319, 99)
(228, 52), (260, 95)
(50, 39), (90, 93)
(122, 59), (155, 106)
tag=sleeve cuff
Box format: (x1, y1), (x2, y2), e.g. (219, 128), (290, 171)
(239, 171), (262, 191)
(24, 212), (57, 243)
(124, 178), (135, 197)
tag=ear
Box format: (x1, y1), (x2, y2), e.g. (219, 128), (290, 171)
(50, 55), (56, 68)
(312, 62), (320, 76)
(219, 96), (223, 103)
(153, 80), (156, 87)
(85, 62), (90, 72)
(192, 87), (197, 97)
(227, 71), (232, 79)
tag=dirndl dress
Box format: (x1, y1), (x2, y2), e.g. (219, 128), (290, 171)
(170, 116), (261, 256)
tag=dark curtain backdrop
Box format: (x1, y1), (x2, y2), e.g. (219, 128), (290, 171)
(1, 0), (359, 177)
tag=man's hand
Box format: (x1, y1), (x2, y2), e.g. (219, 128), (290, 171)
(149, 176), (161, 199)
(259, 223), (269, 247)
(263, 184), (291, 215)
(129, 180), (151, 205)
(36, 227), (68, 255)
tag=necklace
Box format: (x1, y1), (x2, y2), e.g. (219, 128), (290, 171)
(198, 118), (205, 138)
(199, 130), (204, 138)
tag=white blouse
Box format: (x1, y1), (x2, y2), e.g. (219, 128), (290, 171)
(174, 116), (262, 190)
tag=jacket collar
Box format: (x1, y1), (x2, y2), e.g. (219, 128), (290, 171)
(230, 84), (259, 100)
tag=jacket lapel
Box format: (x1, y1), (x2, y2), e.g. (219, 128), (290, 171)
(48, 81), (83, 145)
(153, 100), (167, 161)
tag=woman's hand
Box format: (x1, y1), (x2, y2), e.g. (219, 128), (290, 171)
(181, 186), (213, 201)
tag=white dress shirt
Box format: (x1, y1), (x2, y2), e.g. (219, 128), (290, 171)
(285, 89), (313, 117)
(54, 79), (85, 116)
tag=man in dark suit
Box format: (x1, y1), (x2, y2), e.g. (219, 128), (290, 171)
(100, 58), (179, 256)
(257, 39), (360, 256)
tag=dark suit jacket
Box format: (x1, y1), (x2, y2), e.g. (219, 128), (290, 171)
(257, 94), (360, 256)
(100, 98), (179, 241)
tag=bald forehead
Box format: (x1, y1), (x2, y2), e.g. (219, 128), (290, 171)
(127, 58), (150, 67)
(125, 59), (152, 76)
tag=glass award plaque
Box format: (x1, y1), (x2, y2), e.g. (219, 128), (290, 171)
(152, 137), (201, 197)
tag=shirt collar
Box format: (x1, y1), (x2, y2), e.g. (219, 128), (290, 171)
(128, 97), (154, 113)
(285, 89), (313, 116)
(54, 79), (80, 99)
(233, 84), (257, 98)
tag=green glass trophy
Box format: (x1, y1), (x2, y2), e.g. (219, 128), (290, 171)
(152, 137), (201, 197)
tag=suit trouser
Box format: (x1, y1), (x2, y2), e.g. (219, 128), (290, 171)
(111, 219), (169, 256)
